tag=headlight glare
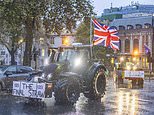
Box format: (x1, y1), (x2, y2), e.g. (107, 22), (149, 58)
(74, 57), (82, 67)
(126, 65), (131, 70)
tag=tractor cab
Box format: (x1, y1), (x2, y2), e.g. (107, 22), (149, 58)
(47, 45), (91, 74)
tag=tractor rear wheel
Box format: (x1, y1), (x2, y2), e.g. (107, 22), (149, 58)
(84, 68), (106, 100)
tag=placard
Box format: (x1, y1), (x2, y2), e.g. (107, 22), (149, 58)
(12, 81), (45, 99)
(124, 71), (144, 78)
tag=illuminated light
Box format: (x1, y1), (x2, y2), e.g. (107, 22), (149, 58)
(44, 58), (49, 66)
(133, 57), (136, 61)
(133, 66), (137, 70)
(42, 49), (45, 56)
(126, 65), (131, 70)
(133, 50), (139, 56)
(120, 57), (124, 62)
(62, 36), (70, 46)
(40, 37), (44, 41)
(111, 58), (114, 64)
(74, 57), (82, 67)
(47, 84), (53, 88)
(18, 39), (23, 44)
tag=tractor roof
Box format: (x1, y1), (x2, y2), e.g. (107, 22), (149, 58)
(49, 44), (92, 50)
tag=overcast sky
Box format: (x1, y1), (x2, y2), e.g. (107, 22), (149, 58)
(92, 0), (154, 16)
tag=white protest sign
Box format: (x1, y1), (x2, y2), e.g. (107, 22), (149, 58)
(12, 81), (45, 99)
(124, 71), (144, 78)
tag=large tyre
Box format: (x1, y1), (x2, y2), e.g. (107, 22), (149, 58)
(0, 84), (2, 92)
(54, 77), (80, 104)
(116, 77), (124, 84)
(132, 79), (137, 88)
(84, 68), (106, 100)
(0, 83), (3, 92)
(138, 79), (144, 88)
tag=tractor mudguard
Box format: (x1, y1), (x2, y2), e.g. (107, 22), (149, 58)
(87, 63), (107, 79)
(56, 72), (81, 89)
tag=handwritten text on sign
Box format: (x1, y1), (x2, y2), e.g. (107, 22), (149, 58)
(124, 71), (144, 78)
(12, 81), (45, 99)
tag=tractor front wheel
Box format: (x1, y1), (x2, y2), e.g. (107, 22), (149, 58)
(84, 68), (106, 100)
(54, 77), (80, 104)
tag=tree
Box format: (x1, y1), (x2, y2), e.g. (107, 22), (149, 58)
(0, 0), (94, 66)
(0, 1), (24, 65)
(75, 17), (91, 44)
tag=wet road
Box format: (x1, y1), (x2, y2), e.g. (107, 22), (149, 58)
(0, 78), (154, 115)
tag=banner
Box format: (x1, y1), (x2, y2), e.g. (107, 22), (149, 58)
(12, 81), (45, 99)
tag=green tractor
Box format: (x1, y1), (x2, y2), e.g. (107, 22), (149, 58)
(13, 44), (108, 104)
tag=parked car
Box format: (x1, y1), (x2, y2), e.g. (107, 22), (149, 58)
(0, 65), (34, 91)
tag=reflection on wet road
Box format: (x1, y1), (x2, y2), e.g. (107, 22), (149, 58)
(0, 78), (154, 115)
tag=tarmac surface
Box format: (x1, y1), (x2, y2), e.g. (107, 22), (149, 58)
(0, 77), (154, 115)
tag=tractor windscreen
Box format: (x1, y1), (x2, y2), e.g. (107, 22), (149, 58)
(58, 49), (89, 67)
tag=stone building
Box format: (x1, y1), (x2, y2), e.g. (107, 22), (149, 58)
(110, 16), (154, 70)
(101, 4), (154, 71)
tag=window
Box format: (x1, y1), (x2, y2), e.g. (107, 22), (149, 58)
(110, 26), (117, 30)
(119, 26), (125, 30)
(6, 66), (17, 74)
(136, 24), (142, 29)
(17, 66), (33, 73)
(127, 25), (134, 30)
(125, 39), (130, 53)
(133, 39), (139, 51)
(144, 23), (151, 28)
(1, 51), (5, 55)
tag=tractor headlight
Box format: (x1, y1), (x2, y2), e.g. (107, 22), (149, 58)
(47, 73), (53, 80)
(74, 57), (82, 67)
(133, 66), (137, 71)
(126, 65), (131, 70)
(41, 73), (45, 78)
(44, 58), (49, 66)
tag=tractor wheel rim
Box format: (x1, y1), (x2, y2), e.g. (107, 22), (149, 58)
(95, 74), (105, 95)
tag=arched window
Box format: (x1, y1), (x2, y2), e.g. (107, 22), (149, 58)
(133, 39), (139, 51)
(119, 25), (125, 30)
(144, 23), (151, 28)
(125, 39), (130, 53)
(110, 26), (117, 30)
(136, 24), (142, 29)
(127, 25), (134, 30)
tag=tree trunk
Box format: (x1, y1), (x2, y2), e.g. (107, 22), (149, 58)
(23, 17), (34, 66)
(10, 50), (16, 65)
(10, 39), (16, 65)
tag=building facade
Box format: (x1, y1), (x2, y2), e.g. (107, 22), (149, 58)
(101, 4), (154, 71)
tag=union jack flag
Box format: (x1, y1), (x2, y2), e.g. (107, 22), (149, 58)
(92, 19), (120, 50)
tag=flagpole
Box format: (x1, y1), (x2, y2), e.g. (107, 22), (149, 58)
(90, 16), (93, 58)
